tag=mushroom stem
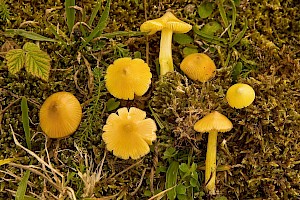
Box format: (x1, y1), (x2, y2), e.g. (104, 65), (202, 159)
(205, 130), (218, 195)
(159, 28), (173, 75)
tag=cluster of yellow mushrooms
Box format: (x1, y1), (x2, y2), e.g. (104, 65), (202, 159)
(38, 12), (255, 195)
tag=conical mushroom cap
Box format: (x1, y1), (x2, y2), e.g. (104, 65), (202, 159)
(39, 92), (82, 138)
(105, 57), (152, 100)
(140, 11), (192, 35)
(180, 53), (216, 82)
(226, 83), (255, 109)
(194, 111), (233, 133)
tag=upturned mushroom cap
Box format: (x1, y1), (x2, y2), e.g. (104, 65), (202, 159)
(140, 11), (192, 35)
(105, 57), (152, 100)
(226, 83), (255, 109)
(102, 107), (157, 159)
(39, 92), (82, 138)
(194, 111), (233, 133)
(180, 53), (216, 82)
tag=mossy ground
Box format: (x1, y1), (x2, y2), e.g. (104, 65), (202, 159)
(0, 0), (300, 199)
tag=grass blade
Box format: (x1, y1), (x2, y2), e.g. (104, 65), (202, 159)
(229, 18), (248, 48)
(65, 0), (76, 34)
(193, 26), (227, 47)
(101, 31), (146, 38)
(230, 0), (237, 35)
(81, 0), (111, 49)
(15, 170), (31, 200)
(218, 0), (231, 39)
(88, 0), (102, 26)
(5, 29), (57, 42)
(21, 97), (31, 150)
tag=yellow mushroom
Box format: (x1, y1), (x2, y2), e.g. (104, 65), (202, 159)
(102, 107), (157, 159)
(226, 83), (255, 109)
(39, 92), (82, 138)
(194, 111), (233, 195)
(180, 53), (216, 82)
(105, 57), (152, 100)
(140, 11), (192, 75)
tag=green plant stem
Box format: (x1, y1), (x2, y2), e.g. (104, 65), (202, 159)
(159, 28), (174, 76)
(205, 130), (218, 195)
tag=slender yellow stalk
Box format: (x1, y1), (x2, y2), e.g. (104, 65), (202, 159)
(205, 130), (218, 195)
(159, 28), (173, 75)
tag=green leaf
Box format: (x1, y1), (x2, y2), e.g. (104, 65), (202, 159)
(82, 0), (111, 49)
(176, 184), (187, 195)
(173, 33), (193, 45)
(198, 2), (213, 18)
(5, 29), (57, 42)
(190, 177), (198, 187)
(24, 44), (51, 81)
(232, 62), (243, 83)
(193, 26), (227, 46)
(106, 98), (120, 112)
(179, 163), (189, 173)
(166, 161), (179, 200)
(163, 147), (177, 159)
(191, 171), (198, 180)
(15, 170), (30, 200)
(23, 42), (40, 51)
(21, 97), (31, 150)
(6, 49), (25, 74)
(65, 0), (76, 33)
(190, 163), (197, 172)
(200, 21), (222, 35)
(177, 194), (188, 200)
(183, 47), (198, 57)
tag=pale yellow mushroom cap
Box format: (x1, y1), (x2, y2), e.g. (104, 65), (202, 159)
(194, 111), (233, 133)
(140, 11), (192, 35)
(39, 92), (82, 138)
(180, 53), (216, 82)
(226, 83), (255, 109)
(105, 57), (152, 100)
(102, 107), (157, 159)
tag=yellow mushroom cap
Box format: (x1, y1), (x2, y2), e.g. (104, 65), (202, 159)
(194, 111), (233, 133)
(39, 92), (82, 138)
(102, 107), (157, 159)
(226, 83), (255, 109)
(140, 11), (192, 35)
(180, 53), (216, 82)
(105, 57), (152, 100)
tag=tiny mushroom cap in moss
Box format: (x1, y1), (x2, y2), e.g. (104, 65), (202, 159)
(105, 57), (152, 100)
(39, 92), (82, 138)
(102, 107), (157, 159)
(180, 53), (216, 82)
(226, 83), (255, 109)
(194, 111), (232, 195)
(140, 11), (192, 75)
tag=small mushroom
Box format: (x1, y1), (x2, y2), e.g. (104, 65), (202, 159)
(102, 107), (157, 159)
(105, 57), (152, 100)
(180, 53), (216, 82)
(226, 83), (255, 109)
(39, 92), (82, 138)
(140, 11), (192, 76)
(194, 111), (233, 195)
